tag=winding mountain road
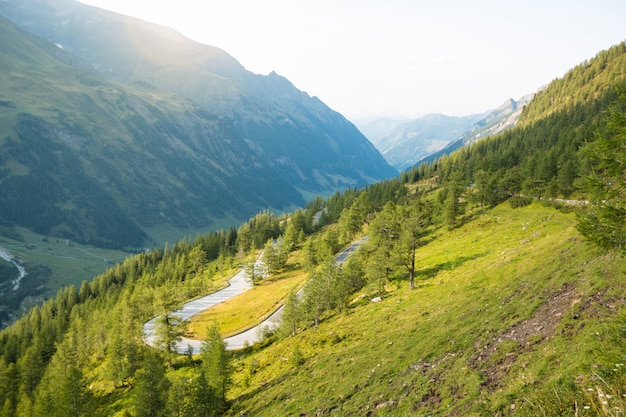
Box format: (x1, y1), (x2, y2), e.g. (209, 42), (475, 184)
(143, 236), (368, 353)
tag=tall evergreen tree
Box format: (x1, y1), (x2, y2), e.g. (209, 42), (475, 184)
(303, 270), (327, 326)
(577, 87), (626, 253)
(33, 333), (93, 417)
(200, 324), (232, 408)
(279, 290), (302, 337)
(154, 313), (188, 362)
(395, 202), (430, 289)
(186, 370), (219, 417)
(443, 172), (464, 230)
(367, 201), (401, 287)
(133, 350), (169, 417)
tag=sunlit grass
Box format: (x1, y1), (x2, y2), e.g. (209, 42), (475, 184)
(188, 252), (308, 339)
(226, 202), (626, 416)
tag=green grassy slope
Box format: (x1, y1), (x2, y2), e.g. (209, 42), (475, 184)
(227, 203), (626, 416)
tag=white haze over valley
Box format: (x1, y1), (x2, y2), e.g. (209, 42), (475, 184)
(78, 0), (625, 119)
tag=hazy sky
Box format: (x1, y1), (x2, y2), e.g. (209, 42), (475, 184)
(78, 0), (625, 119)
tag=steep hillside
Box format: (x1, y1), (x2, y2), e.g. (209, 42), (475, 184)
(519, 43), (626, 126)
(0, 0), (396, 195)
(228, 203), (626, 416)
(1, 191), (624, 415)
(0, 19), (623, 417)
(0, 14), (311, 317)
(408, 43), (626, 204)
(0, 1), (394, 313)
(0, 15), (301, 248)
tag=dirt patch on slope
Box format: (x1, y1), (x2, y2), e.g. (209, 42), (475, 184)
(469, 283), (580, 391)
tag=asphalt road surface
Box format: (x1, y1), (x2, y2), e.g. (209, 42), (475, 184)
(143, 236), (368, 353)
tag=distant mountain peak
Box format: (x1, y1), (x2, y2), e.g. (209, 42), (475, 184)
(356, 112), (487, 171)
(358, 91), (537, 171)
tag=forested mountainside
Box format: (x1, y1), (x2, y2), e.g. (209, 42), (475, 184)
(408, 43), (626, 201)
(0, 15), (303, 249)
(518, 44), (626, 126)
(0, 39), (623, 417)
(0, 0), (396, 246)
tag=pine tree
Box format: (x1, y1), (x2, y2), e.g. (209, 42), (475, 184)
(279, 290), (302, 337)
(133, 351), (169, 417)
(186, 370), (219, 417)
(443, 173), (464, 230)
(0, 398), (13, 417)
(262, 238), (287, 275)
(200, 324), (232, 408)
(303, 270), (327, 326)
(366, 244), (389, 298)
(577, 87), (626, 253)
(0, 360), (17, 417)
(367, 201), (401, 287)
(165, 373), (186, 417)
(472, 169), (491, 207)
(33, 334), (93, 417)
(154, 313), (188, 362)
(395, 202), (430, 289)
(18, 342), (45, 399)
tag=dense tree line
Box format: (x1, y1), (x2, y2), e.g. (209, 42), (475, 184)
(576, 86), (626, 253)
(520, 42), (626, 125)
(402, 43), (625, 209)
(0, 175), (408, 415)
(273, 43), (626, 339)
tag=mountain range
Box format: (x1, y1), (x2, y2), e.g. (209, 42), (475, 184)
(356, 113), (484, 171)
(356, 94), (534, 171)
(0, 0), (396, 250)
(417, 93), (535, 165)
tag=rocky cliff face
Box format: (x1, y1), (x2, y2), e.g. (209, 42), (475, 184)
(461, 94), (534, 146)
(358, 93), (535, 171)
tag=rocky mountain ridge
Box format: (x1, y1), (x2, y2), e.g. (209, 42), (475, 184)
(419, 94), (535, 165)
(355, 113), (487, 171)
(357, 93), (535, 170)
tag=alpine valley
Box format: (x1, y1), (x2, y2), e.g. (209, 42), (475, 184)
(0, 0), (396, 315)
(0, 1), (625, 416)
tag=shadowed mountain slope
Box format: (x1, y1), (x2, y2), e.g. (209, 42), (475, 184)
(0, 0), (396, 195)
(0, 1), (396, 249)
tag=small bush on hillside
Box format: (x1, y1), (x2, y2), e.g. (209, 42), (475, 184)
(291, 345), (305, 368)
(509, 196), (532, 208)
